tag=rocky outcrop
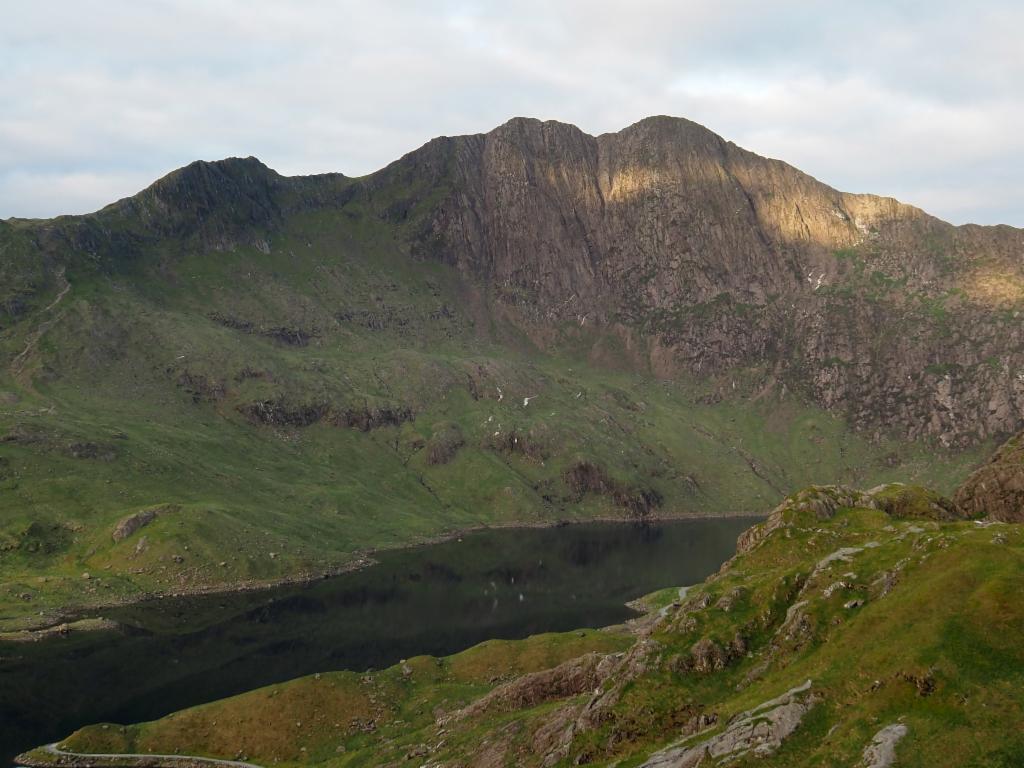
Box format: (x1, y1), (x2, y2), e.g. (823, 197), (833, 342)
(953, 429), (1024, 520)
(112, 505), (176, 542)
(330, 404), (413, 432)
(454, 652), (617, 721)
(738, 483), (967, 554)
(209, 313), (317, 346)
(426, 424), (465, 465)
(484, 426), (551, 462)
(175, 370), (226, 403)
(65, 441), (117, 461)
(563, 460), (662, 519)
(862, 723), (909, 768)
(639, 680), (817, 767)
(869, 483), (963, 521)
(236, 400), (413, 431)
(737, 485), (876, 553)
(685, 638), (731, 674)
(236, 399), (328, 427)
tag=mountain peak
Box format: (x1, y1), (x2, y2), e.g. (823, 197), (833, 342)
(493, 116), (585, 133)
(90, 155), (285, 244)
(144, 155), (279, 203)
(616, 114), (719, 136)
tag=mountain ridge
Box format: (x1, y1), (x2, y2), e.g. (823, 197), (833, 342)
(355, 115), (1024, 446)
(6, 114), (1024, 448)
(0, 115), (1019, 633)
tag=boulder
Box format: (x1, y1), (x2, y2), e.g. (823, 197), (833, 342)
(954, 430), (1024, 521)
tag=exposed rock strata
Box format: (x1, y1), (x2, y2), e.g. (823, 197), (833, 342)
(454, 652), (617, 721)
(366, 116), (1024, 446)
(563, 460), (662, 518)
(112, 507), (167, 542)
(235, 400), (413, 431)
(954, 429), (1024, 520)
(638, 679), (817, 767)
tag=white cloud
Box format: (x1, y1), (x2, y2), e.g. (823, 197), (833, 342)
(0, 0), (1021, 225)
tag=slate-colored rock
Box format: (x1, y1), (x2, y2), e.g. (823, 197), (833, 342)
(954, 430), (1024, 521)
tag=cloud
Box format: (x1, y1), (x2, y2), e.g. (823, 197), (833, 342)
(0, 0), (1021, 225)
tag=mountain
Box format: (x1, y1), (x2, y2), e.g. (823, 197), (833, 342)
(21, 482), (1024, 767)
(373, 116), (1024, 447)
(0, 116), (1020, 628)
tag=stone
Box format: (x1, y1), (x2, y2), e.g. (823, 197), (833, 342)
(639, 680), (817, 767)
(955, 430), (1024, 521)
(862, 723), (908, 767)
(112, 507), (162, 542)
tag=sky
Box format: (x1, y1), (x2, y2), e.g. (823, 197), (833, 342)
(2, 1), (1022, 225)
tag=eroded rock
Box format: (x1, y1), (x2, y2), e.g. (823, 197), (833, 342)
(862, 723), (908, 768)
(954, 429), (1024, 521)
(112, 506), (174, 542)
(454, 652), (617, 721)
(639, 680), (817, 767)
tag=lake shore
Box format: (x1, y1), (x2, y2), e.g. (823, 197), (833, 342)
(1, 509), (763, 639)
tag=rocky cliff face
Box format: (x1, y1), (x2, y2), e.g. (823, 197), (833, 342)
(954, 429), (1024, 520)
(362, 116), (1024, 446)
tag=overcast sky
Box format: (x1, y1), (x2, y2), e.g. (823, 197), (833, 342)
(2, 1), (1021, 225)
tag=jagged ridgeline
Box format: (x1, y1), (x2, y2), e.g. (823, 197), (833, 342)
(1, 117), (1022, 625)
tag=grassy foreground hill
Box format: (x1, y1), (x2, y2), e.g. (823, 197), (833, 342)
(20, 482), (1024, 767)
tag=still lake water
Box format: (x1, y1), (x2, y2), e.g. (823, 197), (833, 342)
(1, 516), (757, 762)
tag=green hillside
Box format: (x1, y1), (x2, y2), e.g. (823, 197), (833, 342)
(0, 194), (986, 631)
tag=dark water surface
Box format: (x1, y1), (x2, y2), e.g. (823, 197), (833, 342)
(1, 516), (757, 762)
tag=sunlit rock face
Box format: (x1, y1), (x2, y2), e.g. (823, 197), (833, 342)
(366, 116), (1024, 446)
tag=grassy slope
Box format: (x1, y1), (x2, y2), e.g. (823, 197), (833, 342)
(0, 206), (990, 630)
(40, 488), (1024, 767)
(48, 629), (633, 764)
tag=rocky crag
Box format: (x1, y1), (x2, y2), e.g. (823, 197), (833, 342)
(955, 427), (1024, 520)
(364, 117), (1024, 447)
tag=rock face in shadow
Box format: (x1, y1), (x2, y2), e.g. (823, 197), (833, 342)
(426, 424), (465, 465)
(563, 460), (662, 519)
(235, 399), (414, 431)
(954, 430), (1024, 521)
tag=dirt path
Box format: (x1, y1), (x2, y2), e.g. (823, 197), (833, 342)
(10, 267), (71, 377)
(17, 742), (265, 768)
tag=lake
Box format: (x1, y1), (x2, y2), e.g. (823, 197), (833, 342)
(1, 516), (757, 763)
